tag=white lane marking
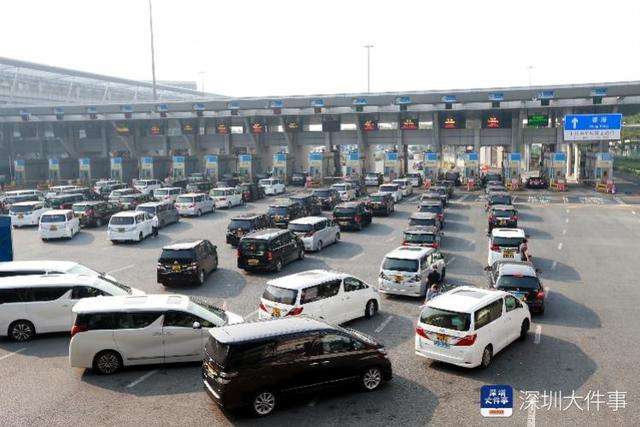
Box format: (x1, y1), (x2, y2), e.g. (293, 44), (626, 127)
(534, 325), (542, 345)
(557, 243), (563, 251)
(375, 315), (394, 333)
(445, 256), (457, 266)
(551, 261), (557, 270)
(527, 401), (536, 427)
(460, 194), (470, 202)
(245, 309), (258, 320)
(0, 348), (26, 361)
(126, 370), (158, 389)
(566, 208), (570, 213)
(469, 239), (476, 247)
(352, 252), (365, 260)
(614, 196), (626, 205)
(563, 196), (569, 204)
(632, 211), (637, 215)
(562, 229), (567, 235)
(107, 264), (135, 274)
(565, 218), (569, 224)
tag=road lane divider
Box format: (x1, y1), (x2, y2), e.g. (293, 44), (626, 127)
(375, 315), (394, 333)
(557, 243), (563, 251)
(126, 370), (158, 389)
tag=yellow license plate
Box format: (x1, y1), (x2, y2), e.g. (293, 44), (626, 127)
(50, 225), (57, 231)
(503, 250), (514, 258)
(172, 265), (181, 272)
(395, 275), (403, 283)
(18, 214), (24, 219)
(248, 259), (259, 266)
(436, 333), (447, 342)
(272, 307), (281, 317)
(236, 230), (244, 237)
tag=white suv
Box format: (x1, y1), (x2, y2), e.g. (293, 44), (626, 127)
(39, 210), (80, 240)
(0, 274), (143, 342)
(259, 178), (286, 196)
(259, 270), (380, 324)
(378, 183), (403, 203)
(415, 286), (531, 368)
(108, 211), (154, 243)
(9, 201), (49, 227)
(153, 187), (184, 202)
(210, 187), (244, 209)
(288, 216), (340, 251)
(134, 179), (163, 195)
(378, 246), (445, 297)
(331, 183), (356, 201)
(488, 228), (527, 267)
(175, 193), (215, 216)
(392, 178), (414, 197)
(69, 294), (243, 374)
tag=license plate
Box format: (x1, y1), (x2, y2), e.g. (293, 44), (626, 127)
(236, 230), (244, 237)
(339, 221), (349, 225)
(50, 225), (57, 231)
(118, 227), (125, 233)
(513, 291), (526, 300)
(395, 275), (403, 283)
(503, 250), (514, 258)
(498, 220), (506, 225)
(435, 334), (449, 348)
(248, 259), (259, 266)
(18, 214), (24, 219)
(272, 307), (281, 317)
(172, 265), (181, 272)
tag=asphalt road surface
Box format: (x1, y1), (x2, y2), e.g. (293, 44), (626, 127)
(1, 185), (638, 426)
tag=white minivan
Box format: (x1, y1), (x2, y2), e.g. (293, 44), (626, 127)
(133, 179), (163, 195)
(288, 216), (340, 251)
(0, 274), (144, 342)
(259, 270), (380, 324)
(415, 286), (531, 368)
(9, 201), (49, 227)
(107, 211), (154, 243)
(69, 294), (243, 374)
(331, 183), (356, 201)
(153, 187), (184, 202)
(392, 178), (414, 197)
(210, 187), (244, 209)
(259, 178), (286, 196)
(175, 193), (215, 216)
(378, 246), (446, 298)
(39, 210), (80, 240)
(378, 183), (403, 203)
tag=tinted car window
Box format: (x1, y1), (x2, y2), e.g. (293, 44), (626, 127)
(0, 288), (31, 303)
(32, 287), (70, 301)
(320, 334), (355, 354)
(41, 214), (67, 223)
(263, 285), (298, 305)
(496, 275), (540, 290)
(474, 300), (503, 330)
(229, 219), (254, 230)
(420, 307), (470, 332)
(492, 237), (525, 247)
(75, 313), (116, 330)
(227, 341), (276, 370)
(409, 217), (436, 227)
(110, 216), (134, 225)
(117, 312), (162, 329)
(273, 336), (315, 363)
(71, 286), (108, 299)
(164, 311), (205, 328)
(382, 257), (418, 272)
(404, 232), (435, 244)
(160, 249), (196, 262)
(240, 240), (268, 255)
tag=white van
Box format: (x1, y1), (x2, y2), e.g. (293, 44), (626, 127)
(331, 183), (356, 201)
(415, 286), (531, 368)
(153, 187), (183, 202)
(392, 178), (414, 197)
(288, 216), (340, 251)
(258, 178), (285, 196)
(175, 193), (215, 216)
(378, 246), (445, 297)
(210, 187), (244, 209)
(133, 179), (163, 195)
(108, 211), (154, 243)
(69, 294), (243, 374)
(9, 201), (49, 227)
(39, 209), (80, 240)
(259, 270), (380, 324)
(378, 183), (403, 203)
(0, 274), (144, 342)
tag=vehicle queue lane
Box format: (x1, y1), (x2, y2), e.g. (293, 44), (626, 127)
(2, 187), (639, 425)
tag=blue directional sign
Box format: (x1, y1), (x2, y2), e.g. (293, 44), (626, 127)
(395, 96), (412, 105)
(311, 99), (324, 108)
(441, 95), (457, 103)
(563, 113), (622, 141)
(508, 153), (521, 162)
(353, 98), (368, 106)
(488, 93), (504, 102)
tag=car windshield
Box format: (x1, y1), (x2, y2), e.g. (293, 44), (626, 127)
(41, 214), (66, 223)
(259, 179), (273, 185)
(380, 185), (397, 192)
(382, 257), (418, 272)
(494, 209), (516, 218)
(72, 204), (90, 212)
(370, 195), (386, 202)
(420, 307), (470, 332)
(490, 196), (512, 205)
(289, 223), (313, 232)
(262, 284), (298, 305)
(154, 189), (169, 195)
(333, 184), (347, 191)
(497, 275), (540, 290)
(410, 217), (436, 227)
(419, 205), (441, 214)
(121, 195), (139, 202)
(228, 219), (254, 230)
(210, 189), (228, 196)
(110, 216), (134, 225)
(160, 248), (195, 262)
(404, 232), (435, 243)
(334, 207), (356, 216)
(240, 240), (268, 255)
(136, 206), (157, 215)
(10, 205), (36, 213)
(313, 190), (331, 197)
(176, 196), (195, 203)
(189, 297), (228, 325)
(492, 236), (524, 247)
(66, 264), (99, 276)
(6, 196), (37, 204)
(268, 206), (289, 215)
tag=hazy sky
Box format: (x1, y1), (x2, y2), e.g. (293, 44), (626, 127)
(2, 0), (638, 97)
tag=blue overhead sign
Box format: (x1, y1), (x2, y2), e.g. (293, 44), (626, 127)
(441, 95), (457, 103)
(353, 98), (368, 106)
(395, 96), (412, 105)
(591, 88), (607, 97)
(563, 113), (622, 141)
(311, 99), (324, 108)
(488, 93), (504, 102)
(538, 91), (554, 99)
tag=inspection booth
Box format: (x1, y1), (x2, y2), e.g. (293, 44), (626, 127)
(13, 158), (48, 186)
(48, 158), (79, 183)
(139, 156), (171, 180)
(110, 157), (138, 183)
(272, 153), (294, 183)
(78, 157), (110, 183)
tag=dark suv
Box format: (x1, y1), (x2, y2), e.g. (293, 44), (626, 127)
(186, 181), (214, 194)
(157, 240), (219, 286)
(333, 201), (372, 231)
(368, 192), (394, 216)
(488, 205), (518, 232)
(45, 193), (85, 210)
(267, 200), (305, 228)
(291, 172), (308, 186)
(237, 229), (304, 272)
(289, 193), (322, 216)
(72, 200), (120, 227)
(312, 188), (341, 210)
(239, 182), (265, 202)
(226, 213), (272, 246)
(203, 317), (392, 416)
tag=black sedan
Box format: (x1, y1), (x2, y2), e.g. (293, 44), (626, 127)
(526, 176), (548, 189)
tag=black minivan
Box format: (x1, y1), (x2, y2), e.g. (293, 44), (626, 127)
(237, 229), (304, 272)
(333, 201), (372, 231)
(203, 317), (392, 416)
(157, 240), (218, 286)
(226, 213), (271, 246)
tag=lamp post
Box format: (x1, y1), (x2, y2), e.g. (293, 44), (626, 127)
(148, 0), (158, 101)
(527, 65), (535, 87)
(364, 45), (374, 93)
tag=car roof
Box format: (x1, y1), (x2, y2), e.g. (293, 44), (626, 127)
(336, 201), (360, 208)
(42, 209), (72, 215)
(156, 186), (182, 191)
(489, 191), (511, 197)
(212, 187), (235, 191)
(491, 228), (526, 237)
(289, 193), (314, 199)
(111, 211), (142, 217)
(380, 183), (398, 187)
(491, 204), (516, 210)
(385, 246), (433, 260)
(289, 216), (327, 225)
(11, 201), (42, 206)
(0, 273), (98, 289)
(370, 192), (388, 197)
(73, 200), (104, 205)
(498, 263), (537, 277)
(405, 225), (438, 234)
(266, 269), (348, 290)
(47, 193), (82, 199)
(410, 212), (437, 219)
(162, 240), (205, 250)
(73, 294), (190, 314)
(419, 200), (441, 206)
(137, 201), (172, 207)
(0, 260), (81, 273)
(244, 228), (288, 240)
(231, 213), (263, 220)
(178, 192), (207, 197)
(427, 286), (507, 313)
(208, 316), (335, 345)
(269, 200), (295, 207)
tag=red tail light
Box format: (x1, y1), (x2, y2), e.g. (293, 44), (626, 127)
(355, 215), (361, 222)
(536, 290), (545, 300)
(87, 208), (95, 217)
(286, 307), (304, 316)
(511, 216), (518, 221)
(267, 251), (273, 261)
(416, 326), (429, 339)
(189, 204), (195, 208)
(490, 244), (500, 252)
(431, 243), (439, 248)
(437, 214), (444, 221)
(259, 302), (268, 312)
(489, 215), (496, 221)
(455, 334), (477, 346)
(71, 324), (88, 337)
(402, 241), (408, 246)
(236, 249), (241, 257)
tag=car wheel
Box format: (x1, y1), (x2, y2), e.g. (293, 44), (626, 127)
(361, 367), (383, 391)
(251, 390), (277, 417)
(316, 240), (323, 251)
(275, 260), (283, 272)
(93, 350), (122, 375)
(138, 232), (143, 242)
(480, 345), (492, 369)
(519, 319), (530, 341)
(9, 320), (35, 342)
(298, 249), (305, 260)
(335, 232), (341, 242)
(364, 300), (378, 319)
(197, 209), (202, 217)
(198, 270), (205, 285)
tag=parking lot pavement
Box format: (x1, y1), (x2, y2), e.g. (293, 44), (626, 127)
(2, 185), (639, 425)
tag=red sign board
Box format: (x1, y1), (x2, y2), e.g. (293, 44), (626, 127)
(250, 122), (265, 134)
(443, 117), (457, 129)
(486, 116), (500, 128)
(216, 123), (230, 134)
(400, 118), (418, 130)
(362, 119), (378, 132)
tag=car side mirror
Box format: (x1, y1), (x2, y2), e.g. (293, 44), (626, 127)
(483, 266), (492, 271)
(192, 321), (202, 329)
